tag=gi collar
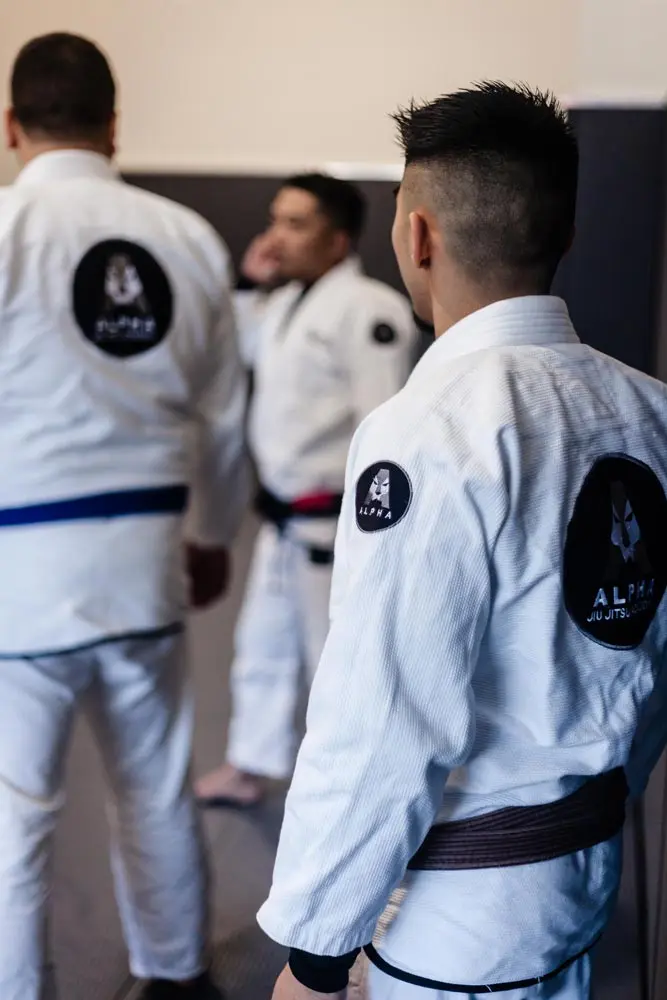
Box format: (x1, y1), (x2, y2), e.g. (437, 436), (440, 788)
(285, 255), (362, 311)
(304, 254), (362, 293)
(413, 295), (580, 374)
(15, 150), (119, 187)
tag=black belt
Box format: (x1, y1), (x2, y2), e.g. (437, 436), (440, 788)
(366, 772), (625, 994)
(254, 486), (343, 529)
(409, 767), (628, 871)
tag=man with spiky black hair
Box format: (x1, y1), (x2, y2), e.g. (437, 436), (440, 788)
(257, 83), (667, 1000)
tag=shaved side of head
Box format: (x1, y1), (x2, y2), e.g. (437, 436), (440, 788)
(394, 83), (578, 293)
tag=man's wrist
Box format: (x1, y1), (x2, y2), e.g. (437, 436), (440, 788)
(288, 948), (360, 993)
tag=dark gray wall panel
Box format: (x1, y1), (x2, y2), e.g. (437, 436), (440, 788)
(553, 107), (667, 374)
(125, 173), (404, 291)
(127, 106), (667, 374)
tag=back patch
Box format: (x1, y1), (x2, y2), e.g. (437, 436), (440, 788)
(563, 454), (667, 649)
(73, 239), (173, 358)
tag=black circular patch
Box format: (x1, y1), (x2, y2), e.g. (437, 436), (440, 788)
(563, 454), (667, 649)
(73, 239), (173, 358)
(356, 461), (412, 533)
(372, 322), (397, 345)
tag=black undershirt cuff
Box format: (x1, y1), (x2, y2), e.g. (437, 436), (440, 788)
(235, 275), (259, 291)
(289, 947), (361, 993)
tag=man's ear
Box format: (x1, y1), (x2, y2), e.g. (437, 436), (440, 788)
(408, 209), (432, 270)
(106, 112), (118, 158)
(5, 108), (19, 151)
(331, 228), (351, 262)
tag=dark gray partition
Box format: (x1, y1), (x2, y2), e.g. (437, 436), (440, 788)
(553, 107), (667, 374)
(124, 173), (404, 291)
(126, 105), (667, 375)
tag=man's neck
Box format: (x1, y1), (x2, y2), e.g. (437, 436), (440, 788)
(18, 140), (111, 169)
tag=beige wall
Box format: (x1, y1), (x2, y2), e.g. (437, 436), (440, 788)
(0, 0), (579, 182)
(0, 0), (664, 185)
(576, 0), (667, 102)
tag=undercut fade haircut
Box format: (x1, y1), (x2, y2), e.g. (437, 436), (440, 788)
(393, 82), (578, 290)
(283, 173), (367, 244)
(11, 33), (116, 141)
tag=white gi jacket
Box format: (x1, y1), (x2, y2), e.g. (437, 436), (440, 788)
(258, 296), (667, 986)
(0, 151), (247, 656)
(242, 258), (415, 547)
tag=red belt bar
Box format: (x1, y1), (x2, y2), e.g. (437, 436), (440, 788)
(291, 492), (343, 514)
(255, 486), (343, 526)
(408, 767), (628, 871)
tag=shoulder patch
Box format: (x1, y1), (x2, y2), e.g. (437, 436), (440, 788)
(73, 239), (173, 358)
(563, 454), (667, 649)
(356, 461), (412, 533)
(372, 322), (397, 345)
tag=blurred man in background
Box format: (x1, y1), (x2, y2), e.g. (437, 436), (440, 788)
(0, 32), (246, 1000)
(258, 84), (667, 1000)
(196, 175), (417, 808)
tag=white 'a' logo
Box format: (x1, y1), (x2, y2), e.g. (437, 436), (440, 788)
(610, 481), (642, 564)
(365, 468), (391, 509)
(104, 254), (150, 312)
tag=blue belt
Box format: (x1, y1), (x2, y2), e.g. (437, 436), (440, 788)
(0, 485), (188, 528)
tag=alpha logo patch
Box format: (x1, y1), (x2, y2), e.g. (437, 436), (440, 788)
(73, 239), (173, 358)
(356, 461), (412, 532)
(563, 454), (667, 649)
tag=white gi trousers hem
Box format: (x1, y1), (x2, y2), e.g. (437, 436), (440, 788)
(226, 524), (333, 779)
(367, 954), (591, 1000)
(0, 630), (208, 1000)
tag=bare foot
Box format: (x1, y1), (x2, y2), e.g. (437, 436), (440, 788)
(195, 763), (265, 808)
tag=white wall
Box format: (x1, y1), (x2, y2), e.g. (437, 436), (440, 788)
(0, 0), (664, 185)
(576, 0), (667, 103)
(0, 0), (579, 181)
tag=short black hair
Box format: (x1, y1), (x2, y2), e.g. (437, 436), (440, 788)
(282, 173), (367, 243)
(11, 33), (116, 140)
(393, 82), (578, 289)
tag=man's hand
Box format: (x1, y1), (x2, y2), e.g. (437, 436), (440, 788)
(271, 966), (347, 1000)
(241, 232), (281, 287)
(185, 543), (231, 609)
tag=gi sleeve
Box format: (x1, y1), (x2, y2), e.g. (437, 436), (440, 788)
(233, 288), (271, 370)
(186, 285), (249, 547)
(257, 405), (492, 957)
(343, 294), (417, 423)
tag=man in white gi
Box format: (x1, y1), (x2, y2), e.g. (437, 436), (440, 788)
(196, 175), (416, 807)
(257, 83), (667, 1000)
(0, 33), (247, 1000)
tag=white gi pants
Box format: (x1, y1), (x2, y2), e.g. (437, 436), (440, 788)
(0, 630), (207, 1000)
(227, 524), (333, 779)
(368, 954), (591, 1000)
